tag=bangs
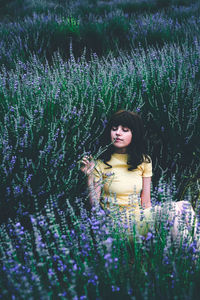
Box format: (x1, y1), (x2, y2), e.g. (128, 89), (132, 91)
(109, 112), (134, 130)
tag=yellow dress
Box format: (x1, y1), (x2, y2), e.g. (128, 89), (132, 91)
(93, 153), (153, 236)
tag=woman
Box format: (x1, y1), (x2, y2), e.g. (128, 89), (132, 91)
(80, 110), (197, 242)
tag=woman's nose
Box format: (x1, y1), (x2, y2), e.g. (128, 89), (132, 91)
(116, 128), (122, 134)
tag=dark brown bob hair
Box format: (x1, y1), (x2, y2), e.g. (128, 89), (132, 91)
(98, 110), (151, 170)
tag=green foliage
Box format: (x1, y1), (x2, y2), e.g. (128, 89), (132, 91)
(1, 0), (200, 67)
(80, 22), (108, 56)
(116, 0), (156, 14)
(156, 0), (172, 8)
(106, 16), (130, 50)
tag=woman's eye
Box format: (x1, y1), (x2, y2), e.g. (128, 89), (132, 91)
(123, 128), (129, 132)
(112, 127), (117, 131)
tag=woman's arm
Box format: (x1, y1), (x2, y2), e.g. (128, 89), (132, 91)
(87, 175), (101, 206)
(80, 156), (102, 206)
(141, 177), (151, 209)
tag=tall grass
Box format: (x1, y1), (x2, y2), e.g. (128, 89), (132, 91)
(0, 41), (199, 220)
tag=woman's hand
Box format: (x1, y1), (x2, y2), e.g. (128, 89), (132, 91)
(80, 155), (95, 176)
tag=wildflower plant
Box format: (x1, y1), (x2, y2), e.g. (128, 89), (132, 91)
(0, 181), (200, 299)
(0, 40), (199, 219)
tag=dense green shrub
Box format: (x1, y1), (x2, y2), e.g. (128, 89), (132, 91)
(1, 0), (200, 68)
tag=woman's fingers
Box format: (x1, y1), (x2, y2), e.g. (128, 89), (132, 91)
(81, 159), (88, 164)
(80, 155), (95, 175)
(81, 155), (93, 164)
(81, 159), (90, 165)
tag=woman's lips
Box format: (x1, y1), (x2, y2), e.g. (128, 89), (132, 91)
(115, 138), (122, 142)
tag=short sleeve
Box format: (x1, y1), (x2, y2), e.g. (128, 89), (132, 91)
(142, 157), (153, 177)
(92, 160), (103, 183)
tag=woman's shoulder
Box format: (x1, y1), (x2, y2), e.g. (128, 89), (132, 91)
(137, 155), (152, 177)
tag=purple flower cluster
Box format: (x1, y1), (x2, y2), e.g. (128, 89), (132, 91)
(0, 184), (200, 299)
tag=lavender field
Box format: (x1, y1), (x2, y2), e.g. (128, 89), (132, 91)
(0, 0), (200, 299)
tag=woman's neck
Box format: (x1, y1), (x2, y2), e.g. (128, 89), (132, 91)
(113, 148), (127, 154)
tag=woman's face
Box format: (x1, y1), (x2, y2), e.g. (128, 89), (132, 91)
(111, 125), (132, 153)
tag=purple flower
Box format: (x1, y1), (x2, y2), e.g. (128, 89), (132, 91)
(10, 156), (16, 165)
(6, 187), (11, 195)
(61, 292), (67, 297)
(54, 233), (59, 239)
(104, 253), (111, 260)
(68, 163), (75, 170)
(14, 185), (23, 195)
(73, 264), (77, 271)
(30, 216), (36, 224)
(48, 269), (54, 276)
(188, 241), (198, 254)
(163, 255), (170, 265)
(26, 174), (33, 183)
(112, 285), (120, 292)
(104, 172), (114, 177)
(102, 119), (108, 128)
(146, 232), (153, 241)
